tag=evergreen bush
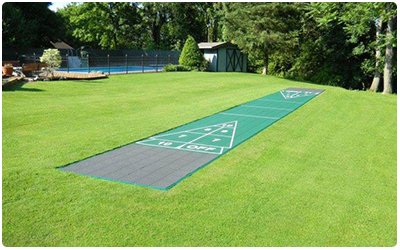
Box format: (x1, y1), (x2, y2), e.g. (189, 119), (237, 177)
(179, 36), (204, 69)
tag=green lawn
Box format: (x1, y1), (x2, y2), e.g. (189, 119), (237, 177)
(2, 72), (396, 246)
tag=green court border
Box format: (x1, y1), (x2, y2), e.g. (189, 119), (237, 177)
(58, 88), (325, 191)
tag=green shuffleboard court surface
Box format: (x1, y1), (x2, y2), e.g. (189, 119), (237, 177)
(61, 88), (324, 190)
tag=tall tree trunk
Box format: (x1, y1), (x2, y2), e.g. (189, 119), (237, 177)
(112, 33), (118, 49)
(207, 25), (212, 42)
(370, 18), (383, 92)
(151, 12), (165, 48)
(152, 23), (162, 46)
(383, 12), (394, 94)
(107, 3), (120, 49)
(262, 55), (268, 75)
(213, 19), (219, 42)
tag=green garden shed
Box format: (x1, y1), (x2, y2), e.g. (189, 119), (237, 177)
(198, 42), (247, 72)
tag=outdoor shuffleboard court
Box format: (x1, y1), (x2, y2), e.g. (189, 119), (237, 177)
(61, 88), (324, 190)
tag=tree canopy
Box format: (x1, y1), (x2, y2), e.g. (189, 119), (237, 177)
(58, 2), (142, 50)
(2, 2), (65, 48)
(224, 3), (301, 75)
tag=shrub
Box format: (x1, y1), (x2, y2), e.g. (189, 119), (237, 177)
(163, 64), (177, 72)
(176, 65), (191, 71)
(179, 36), (204, 69)
(199, 60), (210, 72)
(163, 64), (191, 72)
(40, 49), (61, 79)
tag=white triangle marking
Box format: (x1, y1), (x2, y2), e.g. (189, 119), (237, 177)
(151, 121), (236, 139)
(141, 121), (238, 154)
(280, 90), (318, 99)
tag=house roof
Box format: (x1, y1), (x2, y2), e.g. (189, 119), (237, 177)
(198, 42), (237, 49)
(50, 41), (74, 50)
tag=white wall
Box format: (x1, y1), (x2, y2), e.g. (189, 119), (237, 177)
(203, 49), (218, 71)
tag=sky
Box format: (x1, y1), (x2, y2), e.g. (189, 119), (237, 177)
(49, 2), (71, 12)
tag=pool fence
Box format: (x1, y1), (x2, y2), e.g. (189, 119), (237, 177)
(2, 48), (181, 74)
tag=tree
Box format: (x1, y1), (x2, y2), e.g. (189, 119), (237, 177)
(167, 3), (209, 50)
(179, 36), (204, 69)
(334, 2), (392, 92)
(59, 2), (142, 49)
(370, 17), (383, 92)
(383, 3), (396, 94)
(197, 3), (224, 42)
(338, 2), (385, 91)
(139, 3), (170, 49)
(305, 2), (396, 91)
(224, 3), (301, 75)
(297, 3), (376, 89)
(40, 49), (61, 79)
(2, 2), (65, 48)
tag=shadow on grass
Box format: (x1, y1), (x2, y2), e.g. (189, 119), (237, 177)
(2, 81), (45, 92)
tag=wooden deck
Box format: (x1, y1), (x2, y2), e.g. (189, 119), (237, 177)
(52, 72), (108, 80)
(2, 76), (24, 89)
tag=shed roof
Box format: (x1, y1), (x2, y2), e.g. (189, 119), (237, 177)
(198, 42), (237, 49)
(50, 41), (74, 50)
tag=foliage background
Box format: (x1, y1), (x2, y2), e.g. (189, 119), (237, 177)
(2, 2), (397, 91)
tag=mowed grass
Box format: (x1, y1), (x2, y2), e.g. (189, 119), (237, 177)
(2, 72), (396, 246)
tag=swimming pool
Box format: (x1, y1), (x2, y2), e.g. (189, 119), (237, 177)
(57, 65), (160, 74)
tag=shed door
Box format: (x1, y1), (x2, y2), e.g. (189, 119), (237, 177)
(226, 49), (244, 72)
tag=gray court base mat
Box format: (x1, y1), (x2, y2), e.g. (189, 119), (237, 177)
(60, 87), (324, 190)
(61, 144), (217, 190)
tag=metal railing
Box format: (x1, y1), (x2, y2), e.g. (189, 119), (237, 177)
(6, 50), (180, 75)
(59, 54), (179, 74)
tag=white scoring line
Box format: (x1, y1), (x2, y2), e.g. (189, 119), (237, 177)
(256, 99), (303, 104)
(241, 105), (294, 111)
(184, 131), (231, 138)
(136, 141), (222, 155)
(145, 121), (236, 140)
(140, 138), (225, 148)
(150, 131), (231, 139)
(176, 124), (226, 149)
(229, 121), (237, 148)
(220, 113), (279, 119)
(280, 90), (300, 99)
(280, 90), (318, 100)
